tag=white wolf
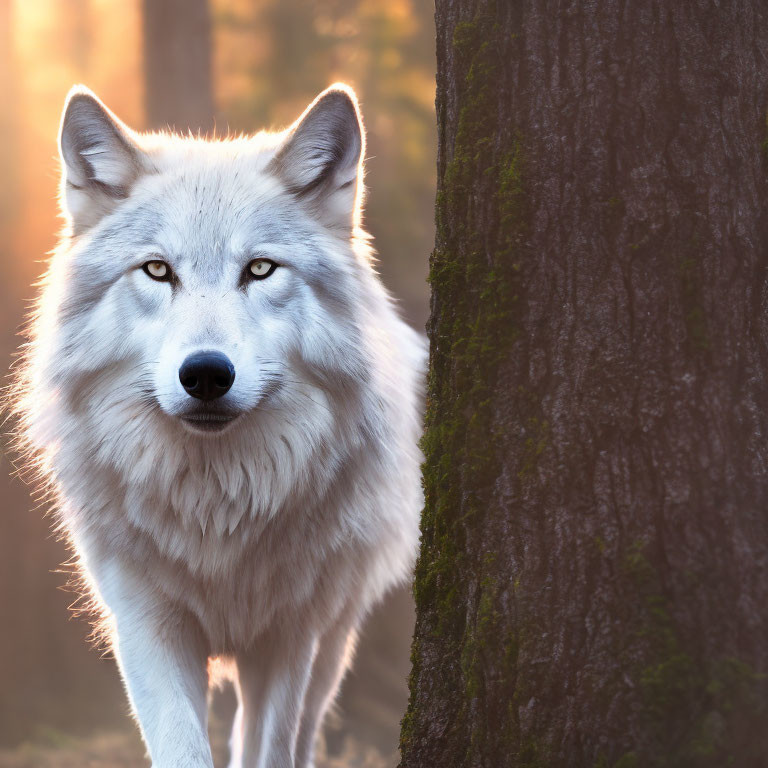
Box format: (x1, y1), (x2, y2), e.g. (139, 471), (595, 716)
(13, 84), (424, 768)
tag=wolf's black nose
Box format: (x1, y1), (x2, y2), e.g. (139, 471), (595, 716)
(179, 351), (235, 401)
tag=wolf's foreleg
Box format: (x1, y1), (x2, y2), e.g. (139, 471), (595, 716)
(93, 559), (214, 768)
(294, 615), (359, 768)
(234, 630), (316, 768)
(226, 697), (245, 768)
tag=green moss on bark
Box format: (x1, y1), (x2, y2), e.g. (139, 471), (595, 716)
(620, 542), (768, 766)
(400, 5), (527, 766)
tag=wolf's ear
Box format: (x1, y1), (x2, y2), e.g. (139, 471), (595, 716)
(59, 86), (146, 233)
(269, 84), (364, 232)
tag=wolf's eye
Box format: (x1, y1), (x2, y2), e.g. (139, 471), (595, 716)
(247, 258), (278, 281)
(142, 260), (172, 282)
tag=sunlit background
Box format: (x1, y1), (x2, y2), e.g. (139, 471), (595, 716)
(0, 1), (435, 765)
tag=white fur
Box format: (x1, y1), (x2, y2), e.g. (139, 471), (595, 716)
(13, 84), (424, 768)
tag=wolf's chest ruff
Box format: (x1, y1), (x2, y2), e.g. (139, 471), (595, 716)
(113, 478), (371, 651)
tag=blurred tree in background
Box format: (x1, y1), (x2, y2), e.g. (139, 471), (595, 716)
(143, 0), (215, 132)
(0, 1), (434, 764)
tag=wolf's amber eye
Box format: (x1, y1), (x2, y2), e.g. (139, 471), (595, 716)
(142, 260), (171, 282)
(247, 258), (278, 280)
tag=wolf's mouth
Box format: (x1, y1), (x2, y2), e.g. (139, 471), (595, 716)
(179, 412), (240, 434)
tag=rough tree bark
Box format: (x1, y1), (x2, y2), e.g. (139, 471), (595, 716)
(400, 2), (768, 767)
(142, 0), (215, 132)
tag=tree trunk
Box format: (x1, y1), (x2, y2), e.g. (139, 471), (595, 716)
(142, 0), (214, 132)
(400, 2), (768, 767)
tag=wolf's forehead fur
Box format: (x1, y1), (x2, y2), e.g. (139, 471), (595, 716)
(90, 146), (322, 273)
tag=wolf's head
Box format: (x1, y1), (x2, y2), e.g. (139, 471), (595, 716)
(42, 84), (375, 438)
(14, 84), (426, 524)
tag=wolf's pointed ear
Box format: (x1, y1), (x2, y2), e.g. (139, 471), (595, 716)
(269, 84), (364, 232)
(59, 86), (146, 233)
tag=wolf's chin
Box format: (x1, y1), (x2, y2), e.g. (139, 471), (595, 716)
(179, 413), (242, 435)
